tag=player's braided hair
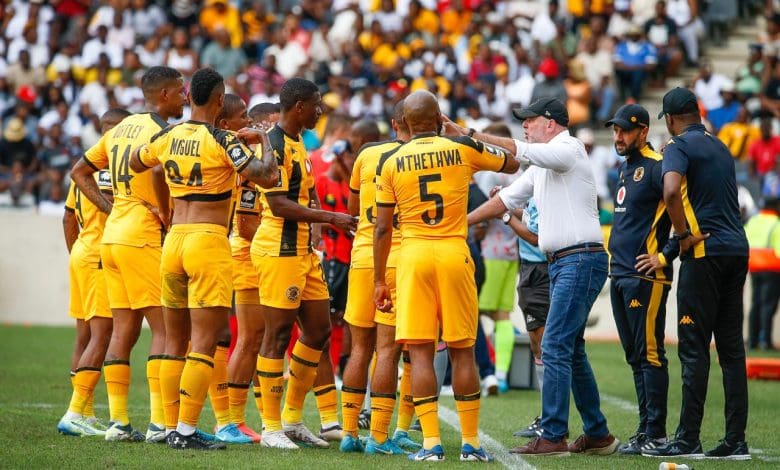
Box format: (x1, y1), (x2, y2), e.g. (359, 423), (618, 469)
(279, 78), (319, 111)
(190, 67), (224, 107)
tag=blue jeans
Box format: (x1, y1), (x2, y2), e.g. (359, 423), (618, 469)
(540, 250), (609, 442)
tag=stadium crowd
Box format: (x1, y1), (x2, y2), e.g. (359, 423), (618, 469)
(0, 0), (772, 210)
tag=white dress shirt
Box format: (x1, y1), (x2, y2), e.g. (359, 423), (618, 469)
(498, 130), (603, 253)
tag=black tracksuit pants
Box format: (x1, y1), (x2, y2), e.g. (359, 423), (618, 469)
(675, 255), (749, 443)
(611, 276), (670, 439)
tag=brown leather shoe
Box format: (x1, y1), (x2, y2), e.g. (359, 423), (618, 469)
(509, 437), (570, 456)
(568, 433), (620, 455)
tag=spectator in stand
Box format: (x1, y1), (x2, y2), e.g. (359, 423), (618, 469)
(469, 44), (506, 83)
(7, 24), (50, 69)
(441, 0), (472, 35)
(164, 28), (199, 79)
(745, 196), (780, 350)
(707, 84), (741, 133)
(242, 0), (276, 61)
(199, 0), (243, 48)
(564, 60), (591, 128)
(5, 50), (46, 94)
(579, 128), (619, 202)
(666, 0), (702, 66)
(747, 118), (780, 178)
(531, 57), (567, 104)
(761, 60), (780, 118)
(0, 118), (38, 206)
(38, 123), (71, 203)
(644, 0), (683, 87)
(201, 27), (247, 81)
(409, 0), (440, 37)
(607, 1), (634, 40)
(80, 25), (122, 69)
(718, 106), (760, 161)
(373, 0), (403, 33)
(614, 24), (658, 102)
(693, 62), (733, 113)
(577, 38), (615, 124)
(309, 113), (354, 179)
(129, 0), (167, 40)
(735, 43), (765, 98)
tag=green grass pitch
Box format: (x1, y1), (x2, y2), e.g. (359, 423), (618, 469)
(1, 325), (779, 469)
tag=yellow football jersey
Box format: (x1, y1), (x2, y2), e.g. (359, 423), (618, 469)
(349, 140), (403, 269)
(64, 170), (113, 252)
(252, 125), (315, 257)
(139, 120), (255, 201)
(376, 133), (509, 241)
(84, 112), (169, 247)
(230, 176), (262, 257)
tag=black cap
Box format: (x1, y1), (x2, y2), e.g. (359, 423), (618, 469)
(605, 104), (649, 130)
(512, 97), (569, 127)
(657, 87), (698, 119)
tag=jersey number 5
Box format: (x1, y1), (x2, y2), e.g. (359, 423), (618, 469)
(418, 174), (443, 225)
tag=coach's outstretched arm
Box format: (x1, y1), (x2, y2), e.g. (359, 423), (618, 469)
(70, 158), (112, 214)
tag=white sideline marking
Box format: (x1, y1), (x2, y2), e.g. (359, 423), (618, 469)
(439, 405), (537, 470)
(601, 393), (637, 413)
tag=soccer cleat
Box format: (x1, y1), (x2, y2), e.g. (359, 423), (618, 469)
(704, 439), (751, 460)
(513, 416), (541, 438)
(84, 416), (109, 433)
(460, 443), (494, 462)
(408, 444), (445, 462)
(364, 436), (406, 455)
(482, 374), (499, 396)
(57, 417), (101, 437)
(145, 423), (166, 443)
(497, 379), (509, 393)
(261, 429), (300, 449)
(392, 430), (422, 451)
(339, 433), (365, 453)
(237, 423), (262, 443)
(215, 423), (253, 444)
(166, 430), (226, 450)
(194, 429), (216, 442)
(104, 422), (145, 442)
(283, 421), (330, 448)
(358, 409), (371, 429)
(641, 438), (704, 458)
(319, 423), (343, 442)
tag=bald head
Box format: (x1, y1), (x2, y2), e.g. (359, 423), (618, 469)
(403, 91), (441, 135)
(392, 99), (410, 140)
(349, 119), (380, 153)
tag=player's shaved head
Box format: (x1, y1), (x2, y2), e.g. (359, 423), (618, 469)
(190, 67), (224, 107)
(351, 120), (380, 142)
(140, 66), (182, 99)
(392, 99), (405, 123)
(249, 102), (280, 123)
(217, 94), (245, 123)
(279, 77), (319, 111)
(100, 108), (132, 134)
(403, 90), (441, 135)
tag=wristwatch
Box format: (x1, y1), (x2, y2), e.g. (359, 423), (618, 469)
(502, 212), (512, 225)
(671, 229), (692, 241)
(468, 128), (477, 137)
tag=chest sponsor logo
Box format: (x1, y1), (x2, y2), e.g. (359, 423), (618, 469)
(239, 189), (257, 209)
(633, 167), (644, 182)
(616, 186), (626, 205)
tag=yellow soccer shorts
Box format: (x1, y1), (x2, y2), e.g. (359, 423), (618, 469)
(395, 240), (478, 347)
(344, 267), (397, 328)
(233, 252), (260, 306)
(252, 251), (329, 310)
(161, 224), (233, 309)
(101, 243), (161, 310)
(69, 240), (111, 321)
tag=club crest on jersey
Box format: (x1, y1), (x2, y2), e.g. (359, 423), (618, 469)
(616, 186), (626, 205)
(239, 189), (256, 209)
(633, 167), (644, 182)
(285, 286), (300, 301)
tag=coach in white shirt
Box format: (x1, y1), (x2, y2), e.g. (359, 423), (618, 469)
(449, 98), (618, 456)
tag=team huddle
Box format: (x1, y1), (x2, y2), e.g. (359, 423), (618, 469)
(56, 63), (751, 463)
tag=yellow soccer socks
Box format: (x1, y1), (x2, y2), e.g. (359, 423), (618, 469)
(103, 360), (131, 425)
(281, 341), (322, 425)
